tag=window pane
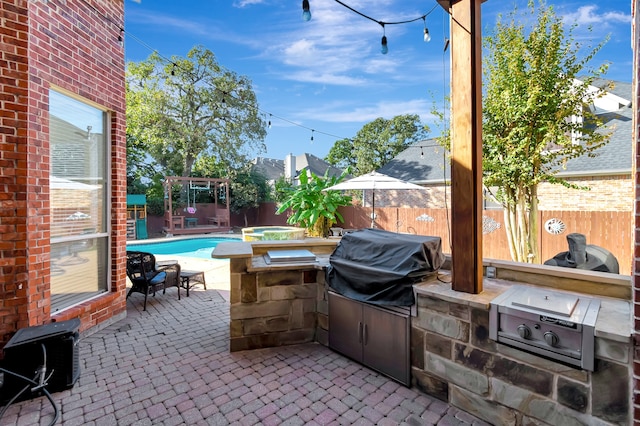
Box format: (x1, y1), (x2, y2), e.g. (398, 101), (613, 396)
(50, 91), (109, 311)
(50, 91), (106, 237)
(50, 237), (109, 312)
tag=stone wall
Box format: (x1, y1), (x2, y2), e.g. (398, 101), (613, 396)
(410, 282), (632, 426)
(223, 239), (335, 352)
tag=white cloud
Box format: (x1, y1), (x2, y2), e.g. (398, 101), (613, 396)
(295, 99), (435, 123)
(233, 0), (266, 7)
(562, 5), (631, 26)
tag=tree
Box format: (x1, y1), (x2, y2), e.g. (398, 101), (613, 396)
(126, 45), (267, 179)
(483, 1), (610, 263)
(325, 114), (429, 175)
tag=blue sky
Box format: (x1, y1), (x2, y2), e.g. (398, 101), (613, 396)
(124, 1), (632, 162)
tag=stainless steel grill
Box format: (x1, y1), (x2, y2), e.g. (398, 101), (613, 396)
(489, 286), (600, 371)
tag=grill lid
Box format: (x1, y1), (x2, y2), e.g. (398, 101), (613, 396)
(510, 288), (579, 317)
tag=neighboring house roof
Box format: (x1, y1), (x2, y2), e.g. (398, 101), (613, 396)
(378, 139), (450, 184)
(379, 79), (632, 183)
(561, 79), (632, 175)
(251, 157), (283, 181)
(251, 153), (347, 183)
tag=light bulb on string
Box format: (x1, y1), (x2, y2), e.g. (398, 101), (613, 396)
(118, 29), (124, 47)
(302, 0), (311, 21)
(422, 17), (430, 42)
(380, 23), (389, 55)
(310, 129), (314, 142)
(268, 114), (272, 129)
(420, 147), (424, 159)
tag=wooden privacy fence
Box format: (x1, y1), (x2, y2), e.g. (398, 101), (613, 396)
(334, 206), (632, 276)
(212, 203), (631, 275)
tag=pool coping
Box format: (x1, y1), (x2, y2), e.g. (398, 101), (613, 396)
(126, 233), (243, 246)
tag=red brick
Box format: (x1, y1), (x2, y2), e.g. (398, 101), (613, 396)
(0, 0), (126, 350)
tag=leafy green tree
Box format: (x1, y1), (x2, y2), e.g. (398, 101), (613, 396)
(276, 169), (352, 237)
(325, 114), (429, 175)
(482, 1), (610, 263)
(126, 45), (267, 179)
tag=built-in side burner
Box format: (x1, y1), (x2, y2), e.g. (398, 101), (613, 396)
(489, 286), (600, 371)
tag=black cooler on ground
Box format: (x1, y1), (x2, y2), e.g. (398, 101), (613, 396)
(1, 318), (81, 403)
(326, 228), (445, 306)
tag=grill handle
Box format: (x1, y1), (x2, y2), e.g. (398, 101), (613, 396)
(363, 323), (368, 346)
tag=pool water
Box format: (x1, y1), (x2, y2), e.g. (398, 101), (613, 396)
(127, 237), (239, 260)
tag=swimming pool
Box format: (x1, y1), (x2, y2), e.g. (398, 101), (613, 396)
(126, 237), (240, 260)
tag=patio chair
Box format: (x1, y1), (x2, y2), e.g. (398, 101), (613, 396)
(126, 251), (181, 311)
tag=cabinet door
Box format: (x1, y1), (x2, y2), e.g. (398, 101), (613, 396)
(362, 304), (410, 386)
(328, 292), (363, 362)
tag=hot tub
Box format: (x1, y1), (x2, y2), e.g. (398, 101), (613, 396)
(242, 226), (306, 241)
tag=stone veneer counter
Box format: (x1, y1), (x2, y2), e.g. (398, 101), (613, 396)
(213, 240), (634, 425)
(212, 239), (338, 353)
(412, 273), (632, 425)
(413, 276), (632, 343)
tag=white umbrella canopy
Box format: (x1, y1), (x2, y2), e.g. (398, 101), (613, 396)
(324, 171), (425, 227)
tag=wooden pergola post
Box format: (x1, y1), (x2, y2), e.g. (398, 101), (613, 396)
(441, 0), (484, 294)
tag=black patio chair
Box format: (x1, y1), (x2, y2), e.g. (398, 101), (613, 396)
(126, 251), (181, 311)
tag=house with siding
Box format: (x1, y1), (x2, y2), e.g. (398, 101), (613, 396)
(0, 0), (127, 347)
(377, 79), (633, 213)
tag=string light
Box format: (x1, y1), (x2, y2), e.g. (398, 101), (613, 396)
(118, 28), (124, 47)
(310, 129), (315, 142)
(302, 0), (311, 21)
(421, 147), (424, 159)
(380, 24), (388, 55)
(306, 1), (440, 55)
(268, 114), (272, 129)
(422, 17), (431, 43)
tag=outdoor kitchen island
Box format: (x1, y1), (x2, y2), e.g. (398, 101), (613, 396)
(212, 239), (632, 426)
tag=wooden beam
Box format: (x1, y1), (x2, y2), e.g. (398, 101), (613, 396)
(449, 0), (483, 293)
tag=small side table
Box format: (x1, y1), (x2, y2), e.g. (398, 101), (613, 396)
(185, 218), (198, 228)
(180, 270), (206, 297)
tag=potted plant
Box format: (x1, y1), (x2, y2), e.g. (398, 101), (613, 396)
(276, 169), (352, 238)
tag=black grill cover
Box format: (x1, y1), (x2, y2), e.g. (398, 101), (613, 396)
(326, 228), (444, 306)
(543, 233), (619, 274)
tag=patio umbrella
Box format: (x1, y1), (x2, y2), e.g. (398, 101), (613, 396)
(324, 171), (425, 228)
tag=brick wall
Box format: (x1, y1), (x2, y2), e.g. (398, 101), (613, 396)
(0, 0), (30, 344)
(0, 0), (126, 347)
(633, 0), (640, 422)
(537, 175), (633, 211)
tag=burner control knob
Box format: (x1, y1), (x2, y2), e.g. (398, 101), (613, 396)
(544, 331), (559, 347)
(517, 324), (532, 339)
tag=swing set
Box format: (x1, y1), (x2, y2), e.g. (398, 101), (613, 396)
(163, 176), (231, 235)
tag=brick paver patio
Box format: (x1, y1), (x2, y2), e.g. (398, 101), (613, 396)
(2, 287), (489, 425)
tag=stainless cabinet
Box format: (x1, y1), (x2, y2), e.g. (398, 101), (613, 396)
(328, 291), (410, 386)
